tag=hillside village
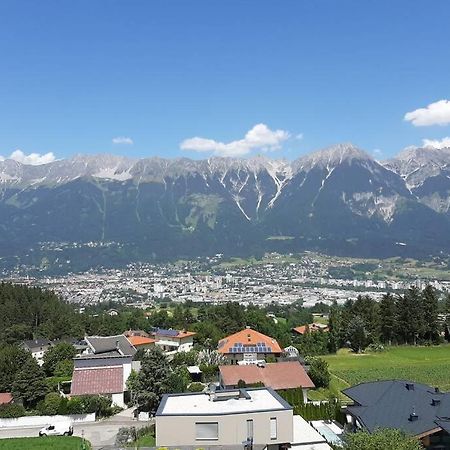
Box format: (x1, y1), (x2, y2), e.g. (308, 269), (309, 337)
(2, 281), (450, 449)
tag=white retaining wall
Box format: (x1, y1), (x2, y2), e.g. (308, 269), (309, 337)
(0, 413), (95, 428)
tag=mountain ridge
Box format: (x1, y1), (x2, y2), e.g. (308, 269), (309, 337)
(1, 142), (450, 271)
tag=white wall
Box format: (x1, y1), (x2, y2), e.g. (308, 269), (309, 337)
(0, 413), (95, 428)
(111, 392), (125, 408)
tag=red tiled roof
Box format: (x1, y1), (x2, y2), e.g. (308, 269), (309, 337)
(293, 325), (308, 335)
(0, 393), (13, 405)
(293, 323), (329, 335)
(126, 336), (155, 347)
(217, 328), (283, 354)
(71, 366), (124, 396)
(219, 361), (315, 390)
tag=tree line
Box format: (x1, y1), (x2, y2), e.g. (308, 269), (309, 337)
(328, 286), (449, 353)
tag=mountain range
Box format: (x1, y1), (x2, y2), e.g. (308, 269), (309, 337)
(1, 143), (450, 272)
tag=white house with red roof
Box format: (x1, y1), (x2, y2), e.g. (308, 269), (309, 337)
(152, 328), (196, 354)
(218, 327), (283, 365)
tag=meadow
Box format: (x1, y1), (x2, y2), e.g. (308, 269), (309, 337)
(311, 345), (450, 402)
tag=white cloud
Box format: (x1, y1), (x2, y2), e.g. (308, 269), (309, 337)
(180, 123), (291, 157)
(373, 148), (383, 156)
(112, 136), (134, 145)
(0, 150), (56, 165)
(422, 137), (450, 149)
(404, 99), (450, 126)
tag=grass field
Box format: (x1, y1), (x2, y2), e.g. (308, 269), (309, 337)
(0, 436), (90, 450)
(319, 345), (450, 401)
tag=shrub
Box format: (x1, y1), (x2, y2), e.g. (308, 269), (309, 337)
(306, 356), (331, 388)
(65, 397), (84, 414)
(0, 403), (26, 418)
(199, 364), (218, 383)
(187, 382), (205, 392)
(40, 392), (62, 415)
(294, 400), (343, 422)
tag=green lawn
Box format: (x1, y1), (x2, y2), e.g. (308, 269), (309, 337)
(307, 373), (350, 402)
(0, 436), (90, 450)
(127, 429), (156, 448)
(323, 345), (450, 394)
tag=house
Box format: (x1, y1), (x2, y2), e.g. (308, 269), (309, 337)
(70, 354), (132, 408)
(70, 334), (138, 408)
(343, 380), (450, 449)
(155, 387), (293, 449)
(52, 337), (88, 355)
(21, 339), (52, 365)
(126, 335), (155, 351)
(292, 323), (329, 335)
(84, 335), (137, 357)
(218, 327), (283, 365)
(152, 328), (196, 354)
(0, 393), (13, 405)
(124, 329), (150, 338)
(219, 361), (315, 403)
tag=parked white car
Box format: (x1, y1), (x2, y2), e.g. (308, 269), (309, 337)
(39, 423), (73, 437)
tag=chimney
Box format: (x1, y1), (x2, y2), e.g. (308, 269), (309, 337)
(435, 387), (440, 393)
(406, 382), (415, 391)
(432, 399), (441, 406)
(409, 407), (418, 421)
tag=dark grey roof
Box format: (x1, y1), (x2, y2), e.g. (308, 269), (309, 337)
(21, 339), (52, 351)
(343, 380), (450, 437)
(85, 335), (136, 356)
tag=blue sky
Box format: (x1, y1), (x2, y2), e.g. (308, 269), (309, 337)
(1, 0), (450, 163)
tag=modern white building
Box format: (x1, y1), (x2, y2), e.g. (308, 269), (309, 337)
(156, 387), (293, 449)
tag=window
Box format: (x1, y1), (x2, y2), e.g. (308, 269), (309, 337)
(246, 419), (254, 439)
(196, 422), (219, 440)
(270, 417), (277, 440)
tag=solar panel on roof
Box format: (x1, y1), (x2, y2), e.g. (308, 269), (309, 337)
(156, 329), (179, 337)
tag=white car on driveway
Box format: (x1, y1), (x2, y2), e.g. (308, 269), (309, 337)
(39, 423), (73, 437)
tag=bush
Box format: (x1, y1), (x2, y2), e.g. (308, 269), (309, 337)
(115, 427), (135, 446)
(366, 343), (385, 353)
(54, 359), (74, 377)
(187, 382), (205, 392)
(65, 397), (84, 414)
(79, 395), (114, 418)
(40, 392), (62, 415)
(0, 403), (26, 418)
(294, 400), (344, 422)
(306, 356), (331, 388)
(199, 364), (218, 383)
(278, 388), (305, 406)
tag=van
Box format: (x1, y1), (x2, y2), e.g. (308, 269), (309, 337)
(39, 422), (74, 437)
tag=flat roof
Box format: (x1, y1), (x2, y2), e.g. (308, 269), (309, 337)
(157, 388), (292, 416)
(292, 416), (332, 450)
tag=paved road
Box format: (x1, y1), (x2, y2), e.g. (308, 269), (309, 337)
(0, 414), (151, 448)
